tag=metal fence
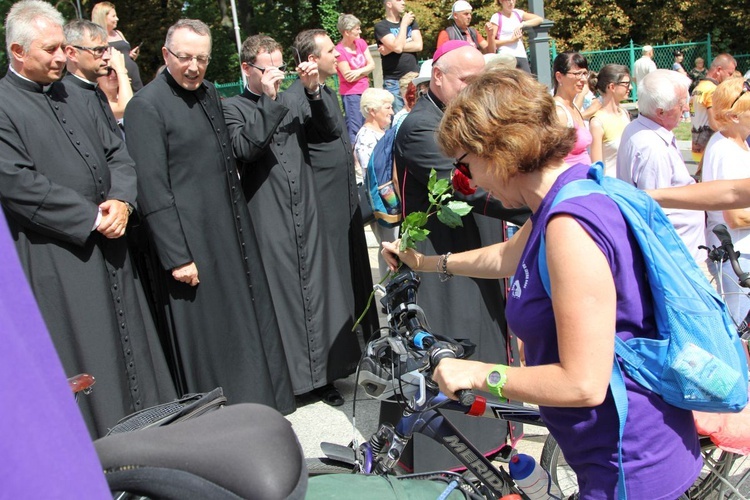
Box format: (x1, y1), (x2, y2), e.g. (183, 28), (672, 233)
(214, 39), (749, 100)
(215, 74), (341, 99)
(549, 38), (750, 101)
(551, 37), (714, 101)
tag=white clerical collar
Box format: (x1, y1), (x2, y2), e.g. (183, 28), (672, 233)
(9, 65), (34, 83)
(245, 85), (262, 98)
(71, 73), (98, 87)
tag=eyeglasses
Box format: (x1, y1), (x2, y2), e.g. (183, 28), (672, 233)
(166, 47), (211, 66)
(72, 45), (110, 58)
(248, 61), (287, 74)
(566, 70), (589, 79)
(730, 79), (750, 109)
(615, 80), (632, 87)
(453, 152), (472, 179)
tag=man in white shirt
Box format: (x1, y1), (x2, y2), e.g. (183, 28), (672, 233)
(617, 69), (706, 264)
(633, 45), (657, 98)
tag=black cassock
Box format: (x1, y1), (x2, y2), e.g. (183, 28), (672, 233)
(123, 71), (295, 414)
(223, 88), (361, 394)
(391, 91), (531, 471)
(0, 71), (176, 438)
(62, 74), (120, 135)
(288, 80), (379, 344)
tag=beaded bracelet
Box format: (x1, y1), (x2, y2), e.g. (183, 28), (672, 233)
(438, 252), (453, 282)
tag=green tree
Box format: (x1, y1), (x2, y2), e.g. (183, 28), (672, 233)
(184, 0), (241, 84)
(545, 0), (631, 52)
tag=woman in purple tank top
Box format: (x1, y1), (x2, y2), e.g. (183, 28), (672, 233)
(382, 69), (701, 499)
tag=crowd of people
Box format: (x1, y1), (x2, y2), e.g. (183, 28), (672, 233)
(1, 0), (383, 438)
(2, 0), (750, 496)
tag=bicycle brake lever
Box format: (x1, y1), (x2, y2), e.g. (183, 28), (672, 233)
(415, 371), (426, 406)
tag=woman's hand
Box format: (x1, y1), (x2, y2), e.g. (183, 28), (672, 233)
(381, 239), (424, 272)
(433, 358), (491, 400)
(129, 44), (140, 61)
(342, 68), (363, 82)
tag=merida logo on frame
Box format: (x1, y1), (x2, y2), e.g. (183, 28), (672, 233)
(442, 435), (504, 488)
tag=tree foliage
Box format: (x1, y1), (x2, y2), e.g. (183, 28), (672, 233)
(0, 0), (748, 83)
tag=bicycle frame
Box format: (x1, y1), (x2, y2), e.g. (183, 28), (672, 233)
(347, 388), (546, 498)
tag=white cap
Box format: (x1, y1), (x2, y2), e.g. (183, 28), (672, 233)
(448, 0), (472, 19)
(412, 59), (433, 86)
(484, 52), (516, 70)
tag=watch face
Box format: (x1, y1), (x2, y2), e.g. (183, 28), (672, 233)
(488, 370), (502, 385)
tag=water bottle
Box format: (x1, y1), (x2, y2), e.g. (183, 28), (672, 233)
(508, 453), (563, 500)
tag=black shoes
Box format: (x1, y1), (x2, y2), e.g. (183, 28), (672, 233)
(312, 384), (344, 407)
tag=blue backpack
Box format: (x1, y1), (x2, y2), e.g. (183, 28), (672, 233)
(538, 164), (748, 499)
(366, 126), (401, 228)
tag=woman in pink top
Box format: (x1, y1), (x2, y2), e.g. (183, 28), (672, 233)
(336, 14), (375, 145)
(553, 52), (593, 166)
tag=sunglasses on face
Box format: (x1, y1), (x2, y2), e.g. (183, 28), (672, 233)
(249, 62), (287, 74)
(453, 152), (472, 179)
(730, 79), (750, 109)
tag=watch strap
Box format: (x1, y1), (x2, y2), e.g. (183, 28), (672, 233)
(486, 364), (508, 399)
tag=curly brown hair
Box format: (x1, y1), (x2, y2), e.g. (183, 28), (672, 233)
(437, 69), (576, 182)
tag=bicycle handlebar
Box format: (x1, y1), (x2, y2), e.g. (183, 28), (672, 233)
(359, 264), (477, 406)
(712, 224), (750, 288)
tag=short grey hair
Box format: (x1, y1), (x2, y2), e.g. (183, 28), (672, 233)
(637, 69), (691, 117)
(64, 19), (107, 46)
(642, 45), (653, 55)
(6, 0), (65, 55)
(165, 19), (211, 51)
(360, 87), (394, 117)
(337, 14), (360, 35)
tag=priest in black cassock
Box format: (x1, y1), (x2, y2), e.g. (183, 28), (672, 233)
(223, 35), (361, 405)
(0, 0), (175, 438)
(123, 20), (295, 414)
(63, 19), (172, 362)
(62, 20), (120, 135)
(289, 29), (379, 348)
(391, 41), (531, 471)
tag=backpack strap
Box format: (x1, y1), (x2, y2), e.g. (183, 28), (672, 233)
(494, 11), (502, 39)
(611, 359), (629, 500)
(537, 165), (628, 499)
(494, 9), (524, 40)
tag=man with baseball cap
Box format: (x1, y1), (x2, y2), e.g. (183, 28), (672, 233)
(384, 39), (530, 472)
(436, 0), (489, 52)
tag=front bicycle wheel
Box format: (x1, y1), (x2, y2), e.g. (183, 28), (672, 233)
(540, 434), (578, 498)
(541, 435), (743, 499)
